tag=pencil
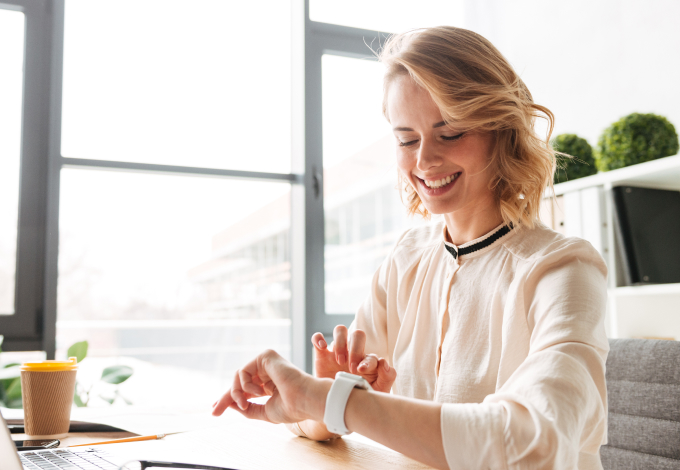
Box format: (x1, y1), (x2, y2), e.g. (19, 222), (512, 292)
(68, 431), (185, 447)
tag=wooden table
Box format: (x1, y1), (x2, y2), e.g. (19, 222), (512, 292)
(14, 410), (434, 470)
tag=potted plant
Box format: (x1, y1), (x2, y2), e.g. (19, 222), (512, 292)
(596, 113), (679, 171)
(552, 134), (597, 184)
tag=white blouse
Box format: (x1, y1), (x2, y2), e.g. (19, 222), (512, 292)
(350, 219), (609, 470)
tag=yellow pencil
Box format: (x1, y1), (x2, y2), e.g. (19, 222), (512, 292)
(68, 431), (185, 447)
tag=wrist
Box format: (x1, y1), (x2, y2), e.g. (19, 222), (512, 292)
(302, 377), (332, 421)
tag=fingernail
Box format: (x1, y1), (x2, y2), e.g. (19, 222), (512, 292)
(358, 362), (367, 370)
(383, 361), (390, 372)
(338, 354), (346, 365)
(319, 339), (327, 348)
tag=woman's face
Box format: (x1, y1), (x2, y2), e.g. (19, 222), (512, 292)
(387, 75), (497, 217)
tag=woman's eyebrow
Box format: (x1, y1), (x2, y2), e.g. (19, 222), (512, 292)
(393, 121), (447, 131)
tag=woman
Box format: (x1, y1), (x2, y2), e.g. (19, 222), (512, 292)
(213, 26), (608, 470)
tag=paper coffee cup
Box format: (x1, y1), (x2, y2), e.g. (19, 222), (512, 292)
(21, 357), (78, 439)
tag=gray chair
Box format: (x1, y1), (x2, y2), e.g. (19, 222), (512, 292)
(601, 338), (680, 469)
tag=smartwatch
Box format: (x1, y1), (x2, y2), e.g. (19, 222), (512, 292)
(323, 372), (373, 435)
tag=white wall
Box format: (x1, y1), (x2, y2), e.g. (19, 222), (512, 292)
(463, 0), (680, 147)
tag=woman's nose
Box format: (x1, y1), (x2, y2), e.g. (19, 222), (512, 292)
(416, 139), (443, 172)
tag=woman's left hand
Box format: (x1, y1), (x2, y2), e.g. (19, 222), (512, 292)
(211, 349), (329, 424)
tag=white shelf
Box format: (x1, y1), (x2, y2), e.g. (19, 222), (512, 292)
(614, 283), (680, 297)
(550, 153), (680, 196)
(545, 155), (680, 339)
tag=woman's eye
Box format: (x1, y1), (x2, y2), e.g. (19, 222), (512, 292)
(441, 132), (465, 141)
(399, 139), (419, 147)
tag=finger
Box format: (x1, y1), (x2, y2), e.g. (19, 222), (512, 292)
(348, 330), (367, 374)
(333, 325), (348, 366)
(240, 368), (265, 397)
(231, 369), (249, 411)
(212, 390), (234, 416)
(311, 332), (328, 351)
(357, 353), (378, 375)
(263, 380), (277, 396)
(229, 401), (270, 422)
(375, 358), (398, 391)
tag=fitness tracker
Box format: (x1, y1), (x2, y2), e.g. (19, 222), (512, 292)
(323, 372), (373, 435)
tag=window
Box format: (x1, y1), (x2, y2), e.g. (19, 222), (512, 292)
(58, 170), (291, 404)
(61, 0), (292, 173)
(1, 0), (454, 381)
(51, 0), (297, 404)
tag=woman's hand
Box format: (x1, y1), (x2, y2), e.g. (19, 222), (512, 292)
(312, 325), (397, 393)
(212, 349), (330, 424)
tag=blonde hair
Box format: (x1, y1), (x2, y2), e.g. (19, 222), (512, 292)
(378, 27), (555, 228)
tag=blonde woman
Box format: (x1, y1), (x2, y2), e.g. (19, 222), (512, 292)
(213, 26), (608, 470)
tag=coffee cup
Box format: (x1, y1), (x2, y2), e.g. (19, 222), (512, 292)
(21, 357), (78, 438)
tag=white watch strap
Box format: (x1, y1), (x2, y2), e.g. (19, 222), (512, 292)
(323, 372), (373, 435)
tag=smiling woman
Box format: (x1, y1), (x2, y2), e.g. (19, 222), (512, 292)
(213, 26), (609, 470)
(381, 27), (555, 232)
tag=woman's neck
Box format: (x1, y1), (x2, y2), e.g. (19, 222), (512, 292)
(442, 203), (503, 246)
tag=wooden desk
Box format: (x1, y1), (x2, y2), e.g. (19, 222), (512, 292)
(15, 410), (434, 470)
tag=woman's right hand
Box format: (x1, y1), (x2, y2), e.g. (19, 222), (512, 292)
(286, 325), (397, 441)
(311, 325), (397, 393)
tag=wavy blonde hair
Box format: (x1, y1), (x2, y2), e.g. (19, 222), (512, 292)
(379, 26), (555, 228)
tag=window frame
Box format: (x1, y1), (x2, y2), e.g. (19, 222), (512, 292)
(302, 5), (391, 368)
(0, 0), (62, 354)
(0, 0), (390, 374)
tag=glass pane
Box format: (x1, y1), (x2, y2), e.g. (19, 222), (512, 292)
(61, 0), (292, 173)
(310, 0), (464, 33)
(57, 169), (291, 406)
(322, 55), (426, 314)
(0, 10), (24, 315)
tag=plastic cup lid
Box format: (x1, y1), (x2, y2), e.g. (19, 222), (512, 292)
(21, 357), (78, 371)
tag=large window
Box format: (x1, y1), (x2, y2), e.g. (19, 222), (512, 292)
(0, 0), (463, 398)
(52, 0), (296, 404)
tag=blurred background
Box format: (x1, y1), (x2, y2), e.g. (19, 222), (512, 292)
(1, 0), (679, 409)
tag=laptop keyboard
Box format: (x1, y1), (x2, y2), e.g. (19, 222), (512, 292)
(20, 448), (119, 470)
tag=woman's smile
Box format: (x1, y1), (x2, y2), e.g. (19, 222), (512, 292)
(415, 171), (462, 196)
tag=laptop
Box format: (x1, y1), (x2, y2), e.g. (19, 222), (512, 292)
(1, 411), (125, 470)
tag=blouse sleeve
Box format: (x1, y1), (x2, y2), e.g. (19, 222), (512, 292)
(440, 239), (609, 470)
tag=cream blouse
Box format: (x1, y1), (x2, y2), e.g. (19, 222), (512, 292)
(350, 219), (609, 470)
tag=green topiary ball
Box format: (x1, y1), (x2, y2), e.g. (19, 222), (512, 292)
(596, 113), (679, 171)
(552, 134), (597, 184)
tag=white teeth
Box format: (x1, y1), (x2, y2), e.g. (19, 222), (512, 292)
(424, 173), (459, 188)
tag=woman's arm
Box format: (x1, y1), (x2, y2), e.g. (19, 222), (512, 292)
(344, 387), (447, 469)
(212, 349), (447, 469)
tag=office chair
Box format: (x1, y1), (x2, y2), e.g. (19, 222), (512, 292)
(601, 338), (680, 469)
